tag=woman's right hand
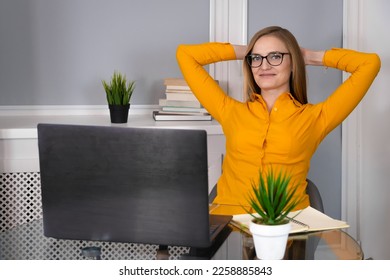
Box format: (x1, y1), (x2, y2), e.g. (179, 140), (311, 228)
(301, 47), (325, 66)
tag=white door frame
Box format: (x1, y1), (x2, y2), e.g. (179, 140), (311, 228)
(342, 0), (363, 241)
(209, 0), (247, 101)
(210, 0), (363, 241)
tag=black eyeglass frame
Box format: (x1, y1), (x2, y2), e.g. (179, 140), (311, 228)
(245, 52), (290, 68)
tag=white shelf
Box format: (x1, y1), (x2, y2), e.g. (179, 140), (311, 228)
(0, 112), (225, 192)
(0, 113), (223, 140)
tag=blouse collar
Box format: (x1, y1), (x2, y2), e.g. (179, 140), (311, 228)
(250, 92), (304, 122)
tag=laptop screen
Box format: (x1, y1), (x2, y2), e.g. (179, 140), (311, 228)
(37, 124), (214, 247)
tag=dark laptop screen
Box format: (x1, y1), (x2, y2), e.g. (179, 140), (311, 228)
(37, 124), (213, 247)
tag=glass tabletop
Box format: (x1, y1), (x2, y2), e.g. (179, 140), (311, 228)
(209, 204), (363, 260)
(238, 228), (363, 260)
(0, 218), (362, 260)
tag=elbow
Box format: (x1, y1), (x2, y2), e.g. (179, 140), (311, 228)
(176, 45), (182, 62)
(370, 53), (382, 75)
(176, 44), (183, 57)
(374, 54), (381, 73)
(176, 44), (188, 63)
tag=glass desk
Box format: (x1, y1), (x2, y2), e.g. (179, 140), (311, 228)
(210, 204), (363, 260)
(0, 218), (362, 260)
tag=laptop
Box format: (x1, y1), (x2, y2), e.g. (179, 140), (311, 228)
(37, 123), (231, 249)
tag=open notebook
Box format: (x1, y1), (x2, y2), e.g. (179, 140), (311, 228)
(231, 206), (349, 235)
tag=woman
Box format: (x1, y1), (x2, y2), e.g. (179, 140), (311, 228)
(176, 26), (380, 211)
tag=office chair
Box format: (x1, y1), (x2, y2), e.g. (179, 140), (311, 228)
(210, 179), (324, 212)
(210, 179), (325, 212)
(306, 178), (324, 213)
(303, 179), (324, 259)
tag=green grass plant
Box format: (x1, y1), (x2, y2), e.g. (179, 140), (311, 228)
(246, 168), (305, 225)
(102, 71), (135, 105)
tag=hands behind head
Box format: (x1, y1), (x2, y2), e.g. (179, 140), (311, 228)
(300, 47), (325, 66)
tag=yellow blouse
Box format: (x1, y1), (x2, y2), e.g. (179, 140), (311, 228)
(176, 43), (381, 210)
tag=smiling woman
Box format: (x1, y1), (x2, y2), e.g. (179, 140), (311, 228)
(248, 35), (292, 110)
(242, 27), (309, 107)
(176, 25), (381, 213)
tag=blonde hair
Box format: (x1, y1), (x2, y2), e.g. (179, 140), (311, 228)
(243, 26), (307, 104)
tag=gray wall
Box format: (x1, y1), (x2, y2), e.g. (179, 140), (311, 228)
(1, 0), (344, 218)
(0, 0), (209, 105)
(248, 0), (343, 218)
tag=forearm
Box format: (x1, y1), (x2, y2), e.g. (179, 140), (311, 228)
(302, 48), (325, 66)
(233, 45), (247, 60)
(176, 42), (236, 67)
(321, 48), (381, 134)
(176, 43), (236, 121)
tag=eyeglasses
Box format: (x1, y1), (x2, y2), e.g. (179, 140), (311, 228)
(246, 52), (290, 68)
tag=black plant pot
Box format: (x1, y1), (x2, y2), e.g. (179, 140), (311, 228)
(109, 104), (130, 123)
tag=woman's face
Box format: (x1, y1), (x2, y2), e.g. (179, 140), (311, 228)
(250, 35), (292, 95)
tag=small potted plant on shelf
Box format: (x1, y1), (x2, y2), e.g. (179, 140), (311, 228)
(102, 71), (135, 123)
(246, 168), (305, 260)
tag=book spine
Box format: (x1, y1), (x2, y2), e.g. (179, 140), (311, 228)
(166, 85), (191, 91)
(164, 78), (188, 87)
(153, 111), (212, 121)
(159, 99), (202, 108)
(156, 111), (209, 116)
(165, 93), (198, 102)
(161, 107), (207, 113)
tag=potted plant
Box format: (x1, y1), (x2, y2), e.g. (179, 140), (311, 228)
(102, 71), (135, 123)
(246, 169), (305, 260)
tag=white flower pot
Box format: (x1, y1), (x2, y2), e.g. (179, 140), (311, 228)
(249, 220), (291, 260)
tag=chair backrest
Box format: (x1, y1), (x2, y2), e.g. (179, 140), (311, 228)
(306, 179), (324, 213)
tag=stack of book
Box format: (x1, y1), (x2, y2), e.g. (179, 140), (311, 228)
(153, 78), (212, 121)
